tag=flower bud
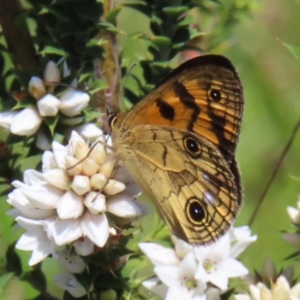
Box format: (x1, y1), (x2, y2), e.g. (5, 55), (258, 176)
(65, 155), (83, 176)
(72, 175), (90, 195)
(75, 123), (103, 141)
(103, 179), (126, 195)
(44, 61), (60, 85)
(37, 94), (60, 117)
(82, 158), (98, 176)
(100, 159), (116, 179)
(28, 76), (46, 100)
(90, 173), (107, 190)
(59, 90), (90, 117)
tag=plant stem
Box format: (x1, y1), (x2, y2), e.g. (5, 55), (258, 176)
(0, 0), (40, 74)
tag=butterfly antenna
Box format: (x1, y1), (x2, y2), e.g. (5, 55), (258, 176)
(248, 117), (300, 226)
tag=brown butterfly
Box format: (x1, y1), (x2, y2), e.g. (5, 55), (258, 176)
(110, 55), (244, 245)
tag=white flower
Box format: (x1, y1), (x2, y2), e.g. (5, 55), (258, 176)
(10, 108), (42, 136)
(0, 61), (91, 141)
(287, 199), (300, 224)
(235, 276), (300, 300)
(15, 216), (56, 266)
(56, 249), (85, 273)
(44, 61), (60, 85)
(142, 277), (168, 299)
(59, 90), (90, 117)
(140, 227), (253, 299)
(230, 226), (257, 258)
(8, 130), (144, 265)
(195, 233), (248, 290)
(155, 252), (207, 300)
(55, 273), (88, 298)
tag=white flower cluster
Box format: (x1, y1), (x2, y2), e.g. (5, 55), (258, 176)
(0, 61), (90, 140)
(235, 275), (300, 300)
(7, 130), (144, 268)
(140, 226), (257, 300)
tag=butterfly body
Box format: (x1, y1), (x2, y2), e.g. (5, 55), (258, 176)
(110, 55), (244, 245)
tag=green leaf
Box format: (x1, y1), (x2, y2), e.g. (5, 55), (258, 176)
(63, 291), (89, 300)
(162, 6), (189, 17)
(22, 267), (47, 293)
(73, 2), (103, 24)
(0, 272), (14, 295)
(44, 115), (60, 135)
(106, 6), (122, 24)
(99, 22), (125, 34)
(177, 15), (194, 27)
(88, 79), (108, 95)
(282, 42), (300, 61)
(12, 97), (36, 110)
(5, 243), (22, 276)
(40, 46), (67, 57)
(82, 107), (102, 123)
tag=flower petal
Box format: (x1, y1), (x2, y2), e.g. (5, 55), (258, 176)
(55, 273), (87, 298)
(57, 191), (84, 219)
(52, 218), (82, 246)
(81, 211), (109, 248)
(56, 249), (85, 273)
(73, 237), (94, 256)
(0, 111), (18, 129)
(139, 243), (180, 266)
(107, 194), (142, 218)
(10, 108), (42, 136)
(84, 192), (106, 214)
(22, 182), (64, 209)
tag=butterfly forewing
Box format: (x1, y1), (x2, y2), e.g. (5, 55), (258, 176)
(121, 55), (244, 163)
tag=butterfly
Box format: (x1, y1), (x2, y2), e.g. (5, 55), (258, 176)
(109, 55), (244, 245)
